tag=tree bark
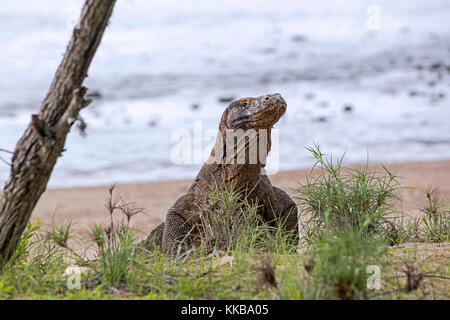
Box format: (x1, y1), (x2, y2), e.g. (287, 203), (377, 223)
(0, 0), (117, 269)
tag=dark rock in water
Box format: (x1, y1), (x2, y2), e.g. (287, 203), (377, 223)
(327, 74), (339, 80)
(86, 90), (102, 99)
(260, 47), (276, 54)
(317, 101), (328, 108)
(415, 64), (424, 70)
(304, 93), (315, 100)
(374, 66), (383, 73)
(218, 96), (235, 103)
(315, 117), (327, 122)
(291, 34), (307, 42)
(259, 75), (271, 85)
(430, 92), (446, 101)
(430, 62), (442, 70)
(409, 90), (419, 97)
(430, 95), (438, 104)
(0, 104), (16, 117)
(191, 103), (200, 110)
(343, 104), (353, 112)
(429, 92), (445, 103)
(428, 81), (436, 87)
(148, 120), (157, 127)
(383, 88), (397, 95)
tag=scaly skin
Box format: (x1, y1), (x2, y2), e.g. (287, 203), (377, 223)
(143, 93), (298, 252)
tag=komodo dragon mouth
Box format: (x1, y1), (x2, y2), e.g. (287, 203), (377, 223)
(225, 93), (287, 130)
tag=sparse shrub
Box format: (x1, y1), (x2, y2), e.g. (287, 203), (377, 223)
(96, 227), (135, 287)
(295, 144), (402, 244)
(421, 187), (450, 242)
(47, 220), (73, 248)
(92, 184), (141, 286)
(6, 219), (42, 267)
(194, 184), (263, 253)
(304, 230), (387, 300)
(194, 184), (297, 254)
(391, 217), (423, 244)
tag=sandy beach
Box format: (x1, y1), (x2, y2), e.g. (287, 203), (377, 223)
(31, 159), (450, 239)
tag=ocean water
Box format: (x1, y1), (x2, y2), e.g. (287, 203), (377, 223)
(0, 0), (449, 188)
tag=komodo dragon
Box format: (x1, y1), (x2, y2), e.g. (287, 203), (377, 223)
(144, 93), (298, 251)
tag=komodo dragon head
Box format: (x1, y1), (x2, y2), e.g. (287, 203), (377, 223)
(220, 93), (287, 130)
(208, 93), (287, 168)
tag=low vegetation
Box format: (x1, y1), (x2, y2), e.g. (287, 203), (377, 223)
(295, 144), (402, 246)
(0, 146), (448, 300)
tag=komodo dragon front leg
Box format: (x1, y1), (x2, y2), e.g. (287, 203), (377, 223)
(143, 194), (196, 252)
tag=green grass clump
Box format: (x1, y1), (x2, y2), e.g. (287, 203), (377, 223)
(47, 220), (73, 248)
(295, 144), (402, 244)
(93, 226), (136, 287)
(89, 184), (141, 287)
(393, 186), (450, 244)
(195, 184), (263, 253)
(421, 187), (450, 242)
(302, 230), (387, 299)
(6, 219), (43, 267)
(194, 184), (297, 255)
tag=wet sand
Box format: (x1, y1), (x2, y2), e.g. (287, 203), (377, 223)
(32, 159), (450, 239)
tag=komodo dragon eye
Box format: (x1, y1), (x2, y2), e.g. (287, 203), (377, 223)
(239, 98), (250, 107)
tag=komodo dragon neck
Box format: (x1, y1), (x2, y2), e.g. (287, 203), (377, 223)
(191, 119), (273, 194)
(189, 93), (286, 194)
(212, 126), (271, 186)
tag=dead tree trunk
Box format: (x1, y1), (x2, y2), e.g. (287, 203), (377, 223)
(0, 0), (117, 269)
